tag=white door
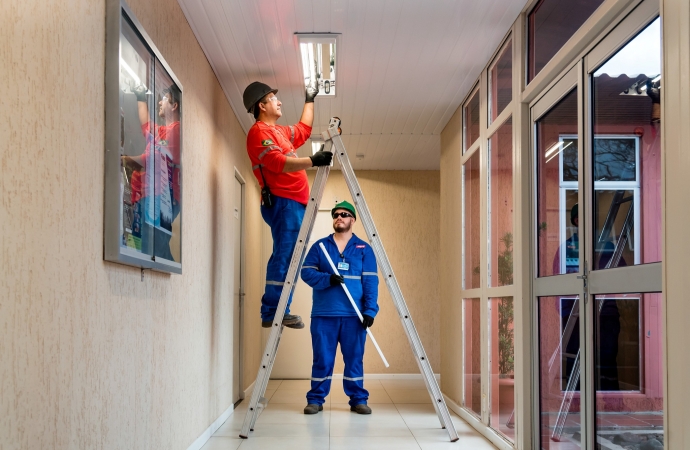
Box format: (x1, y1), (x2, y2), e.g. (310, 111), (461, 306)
(232, 175), (243, 402)
(265, 210), (334, 379)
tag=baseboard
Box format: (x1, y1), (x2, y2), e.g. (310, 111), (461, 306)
(186, 382), (255, 450)
(443, 395), (513, 450)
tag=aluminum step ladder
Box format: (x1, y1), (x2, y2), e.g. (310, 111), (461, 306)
(239, 118), (459, 442)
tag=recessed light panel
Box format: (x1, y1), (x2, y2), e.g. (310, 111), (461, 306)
(296, 34), (339, 97)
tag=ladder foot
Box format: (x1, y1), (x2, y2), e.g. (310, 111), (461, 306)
(239, 435), (247, 439)
(442, 426), (446, 429)
(451, 437), (459, 442)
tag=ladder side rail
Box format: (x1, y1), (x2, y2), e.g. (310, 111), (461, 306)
(330, 131), (459, 442)
(596, 190), (626, 245)
(240, 166), (331, 438)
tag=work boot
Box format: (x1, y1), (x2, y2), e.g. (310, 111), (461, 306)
(261, 314), (304, 329)
(303, 404), (323, 414)
(350, 404), (372, 414)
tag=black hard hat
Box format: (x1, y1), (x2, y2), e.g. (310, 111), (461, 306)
(243, 81), (278, 113)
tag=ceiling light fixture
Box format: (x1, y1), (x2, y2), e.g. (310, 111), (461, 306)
(295, 33), (339, 97)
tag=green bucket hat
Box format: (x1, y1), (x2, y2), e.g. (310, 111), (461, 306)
(331, 200), (356, 220)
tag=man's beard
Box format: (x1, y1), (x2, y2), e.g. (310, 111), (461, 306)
(333, 222), (351, 233)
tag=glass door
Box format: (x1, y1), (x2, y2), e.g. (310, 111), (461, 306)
(531, 2), (663, 448)
(583, 5), (662, 448)
(531, 63), (587, 449)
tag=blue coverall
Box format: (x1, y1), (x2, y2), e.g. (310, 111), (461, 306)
(300, 233), (379, 406)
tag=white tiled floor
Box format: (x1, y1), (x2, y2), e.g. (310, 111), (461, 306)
(202, 379), (497, 450)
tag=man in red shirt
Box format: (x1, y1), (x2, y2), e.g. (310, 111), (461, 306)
(243, 81), (332, 329)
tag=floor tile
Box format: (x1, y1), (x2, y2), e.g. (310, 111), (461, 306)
(200, 436), (244, 450)
(236, 436), (330, 450)
(208, 380), (497, 450)
(412, 428), (499, 449)
(266, 380), (283, 389)
(386, 389), (435, 403)
(269, 389), (310, 404)
(329, 436), (422, 450)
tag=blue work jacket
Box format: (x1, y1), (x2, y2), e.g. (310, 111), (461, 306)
(301, 233), (379, 318)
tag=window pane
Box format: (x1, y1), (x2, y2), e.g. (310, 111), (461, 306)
(539, 295), (582, 448)
(463, 151), (481, 289)
(594, 293), (663, 447)
(490, 297), (515, 442)
(489, 117), (513, 287)
(592, 18), (661, 268)
(528, 0), (605, 82)
(489, 40), (513, 124)
(120, 16), (155, 257)
(464, 90), (480, 152)
(463, 298), (482, 417)
(536, 89), (579, 277)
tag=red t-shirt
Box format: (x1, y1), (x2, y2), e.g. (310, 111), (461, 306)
(247, 121), (311, 205)
(130, 121), (181, 204)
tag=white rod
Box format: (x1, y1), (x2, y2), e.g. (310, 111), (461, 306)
(318, 243), (389, 367)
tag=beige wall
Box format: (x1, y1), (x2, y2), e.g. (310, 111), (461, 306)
(305, 170), (441, 374)
(0, 0), (264, 449)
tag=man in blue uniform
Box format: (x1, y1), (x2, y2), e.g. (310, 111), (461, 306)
(300, 201), (379, 415)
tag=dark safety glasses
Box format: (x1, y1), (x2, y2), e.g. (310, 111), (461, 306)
(332, 212), (353, 219)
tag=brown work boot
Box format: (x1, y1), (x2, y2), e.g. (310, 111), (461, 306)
(261, 314), (304, 329)
(303, 404), (323, 414)
(350, 404), (372, 414)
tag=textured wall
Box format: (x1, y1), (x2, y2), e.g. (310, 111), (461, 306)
(0, 0), (262, 448)
(303, 170), (441, 374)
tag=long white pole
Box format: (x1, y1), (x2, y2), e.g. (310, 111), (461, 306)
(318, 242), (389, 367)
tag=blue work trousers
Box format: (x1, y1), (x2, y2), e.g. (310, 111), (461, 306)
(260, 196), (306, 322)
(307, 316), (369, 406)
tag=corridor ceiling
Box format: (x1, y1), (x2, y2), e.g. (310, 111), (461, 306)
(177, 0), (527, 169)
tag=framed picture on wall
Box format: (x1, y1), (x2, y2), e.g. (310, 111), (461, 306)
(104, 0), (183, 273)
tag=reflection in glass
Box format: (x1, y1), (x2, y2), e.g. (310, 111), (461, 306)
(463, 151), (481, 289)
(463, 298), (482, 417)
(119, 16), (154, 257)
(489, 117), (513, 287)
(594, 293), (663, 447)
(536, 89), (579, 277)
(490, 297), (514, 442)
(539, 296), (581, 448)
(592, 18), (661, 269)
(528, 0), (605, 81)
(489, 40), (513, 124)
(464, 90), (480, 152)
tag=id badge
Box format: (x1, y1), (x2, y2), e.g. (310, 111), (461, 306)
(337, 262), (350, 271)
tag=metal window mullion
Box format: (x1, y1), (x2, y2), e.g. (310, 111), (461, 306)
(479, 64), (491, 426)
(581, 57), (595, 450)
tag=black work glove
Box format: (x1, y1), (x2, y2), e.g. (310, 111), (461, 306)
(305, 81), (319, 103)
(329, 274), (344, 286)
(132, 84), (148, 102)
(362, 314), (374, 329)
(310, 150), (333, 167)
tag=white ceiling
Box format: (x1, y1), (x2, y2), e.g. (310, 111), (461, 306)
(177, 0), (527, 170)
